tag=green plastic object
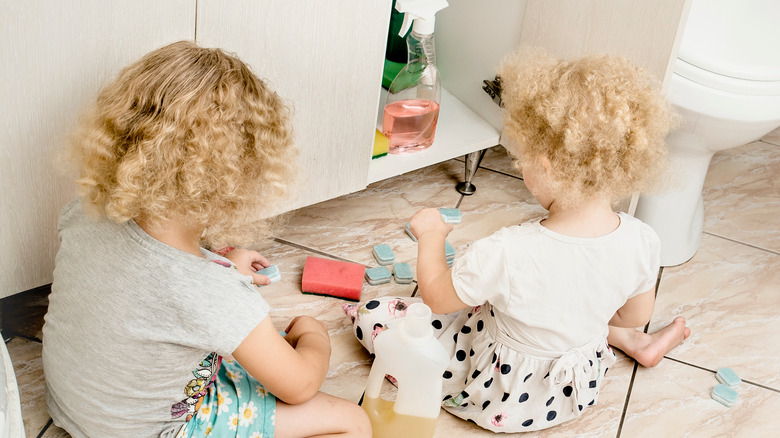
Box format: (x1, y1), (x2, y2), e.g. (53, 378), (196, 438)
(382, 0), (409, 89)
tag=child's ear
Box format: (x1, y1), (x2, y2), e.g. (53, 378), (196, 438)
(539, 155), (552, 176)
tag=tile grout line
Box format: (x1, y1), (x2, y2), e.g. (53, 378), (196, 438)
(703, 231), (780, 256)
(36, 418), (53, 438)
(617, 267), (666, 436)
(15, 333), (42, 344)
(479, 166), (524, 181)
(271, 237), (366, 266)
(453, 158), (525, 181)
(662, 356), (780, 394)
(616, 361), (639, 438)
(759, 139), (780, 148)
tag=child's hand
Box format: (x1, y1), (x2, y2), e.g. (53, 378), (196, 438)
(223, 248), (272, 285)
(284, 316), (330, 349)
(410, 208), (454, 241)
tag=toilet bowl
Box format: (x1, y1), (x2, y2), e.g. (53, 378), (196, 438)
(635, 0), (780, 267)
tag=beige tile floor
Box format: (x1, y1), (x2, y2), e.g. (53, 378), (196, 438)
(4, 128), (779, 437)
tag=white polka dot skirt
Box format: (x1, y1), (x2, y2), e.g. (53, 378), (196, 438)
(344, 297), (616, 433)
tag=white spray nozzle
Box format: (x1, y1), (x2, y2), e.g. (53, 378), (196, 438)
(396, 0), (449, 36)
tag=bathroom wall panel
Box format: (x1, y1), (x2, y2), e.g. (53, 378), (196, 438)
(520, 0), (691, 90)
(0, 1), (196, 298)
(436, 0), (528, 132)
(196, 0), (393, 216)
(435, 0), (689, 147)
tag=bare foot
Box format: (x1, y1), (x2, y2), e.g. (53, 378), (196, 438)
(608, 317), (691, 367)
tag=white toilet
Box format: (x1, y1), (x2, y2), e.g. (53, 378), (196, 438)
(635, 0), (780, 267)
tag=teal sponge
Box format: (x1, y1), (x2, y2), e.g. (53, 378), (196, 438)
(715, 367), (742, 389)
(711, 383), (738, 407)
(439, 208), (462, 224)
(256, 264), (281, 285)
(365, 266), (392, 285)
(392, 262), (413, 284)
(372, 244), (395, 265)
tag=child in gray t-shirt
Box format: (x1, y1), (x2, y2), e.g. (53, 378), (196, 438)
(43, 41), (370, 438)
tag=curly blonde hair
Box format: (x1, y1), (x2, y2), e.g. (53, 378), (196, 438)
(65, 40), (297, 247)
(499, 48), (676, 205)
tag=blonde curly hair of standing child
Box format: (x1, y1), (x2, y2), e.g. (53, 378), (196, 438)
(63, 40), (297, 249)
(499, 47), (677, 206)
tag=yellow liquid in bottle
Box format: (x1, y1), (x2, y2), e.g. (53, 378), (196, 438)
(362, 396), (438, 438)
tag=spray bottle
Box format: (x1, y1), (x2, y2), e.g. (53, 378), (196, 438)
(382, 0), (449, 154)
(362, 302), (450, 438)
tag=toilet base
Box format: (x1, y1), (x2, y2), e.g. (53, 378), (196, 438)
(635, 131), (714, 267)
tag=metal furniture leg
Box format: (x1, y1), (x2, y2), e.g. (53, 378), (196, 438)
(456, 148), (488, 195)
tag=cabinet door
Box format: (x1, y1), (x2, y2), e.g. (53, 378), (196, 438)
(437, 0), (690, 133)
(196, 0), (392, 216)
(0, 1), (195, 298)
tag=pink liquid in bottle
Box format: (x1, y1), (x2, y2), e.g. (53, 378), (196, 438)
(382, 99), (440, 154)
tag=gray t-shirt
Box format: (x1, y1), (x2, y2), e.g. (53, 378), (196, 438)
(42, 201), (270, 437)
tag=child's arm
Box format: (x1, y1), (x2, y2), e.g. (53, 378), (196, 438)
(609, 287), (656, 328)
(232, 315), (330, 405)
(410, 208), (468, 314)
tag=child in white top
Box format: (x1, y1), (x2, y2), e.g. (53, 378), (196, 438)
(43, 41), (370, 437)
(346, 49), (689, 433)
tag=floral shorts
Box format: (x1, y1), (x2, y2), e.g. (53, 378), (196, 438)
(177, 359), (276, 437)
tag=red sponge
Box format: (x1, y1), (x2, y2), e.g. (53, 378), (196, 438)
(301, 256), (365, 301)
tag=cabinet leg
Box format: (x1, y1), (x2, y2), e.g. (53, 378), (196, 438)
(456, 149), (488, 195)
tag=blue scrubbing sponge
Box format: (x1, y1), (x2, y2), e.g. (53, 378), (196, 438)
(404, 222), (417, 242)
(715, 367), (742, 389)
(439, 208), (462, 224)
(372, 244), (395, 265)
(711, 383), (738, 407)
(256, 264), (281, 285)
(365, 266), (392, 285)
(392, 262), (413, 284)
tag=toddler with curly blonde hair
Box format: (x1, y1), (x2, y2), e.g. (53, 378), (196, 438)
(43, 41), (370, 437)
(347, 49), (689, 433)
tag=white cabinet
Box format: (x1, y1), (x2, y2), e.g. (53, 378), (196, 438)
(196, 0), (394, 215)
(370, 0), (691, 191)
(0, 1), (196, 298)
(0, 0), (690, 298)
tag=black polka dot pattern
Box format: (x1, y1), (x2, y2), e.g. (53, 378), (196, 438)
(365, 300), (380, 310)
(414, 305), (611, 431)
(356, 326), (363, 340)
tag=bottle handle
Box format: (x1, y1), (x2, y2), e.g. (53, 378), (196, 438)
(365, 358), (387, 399)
